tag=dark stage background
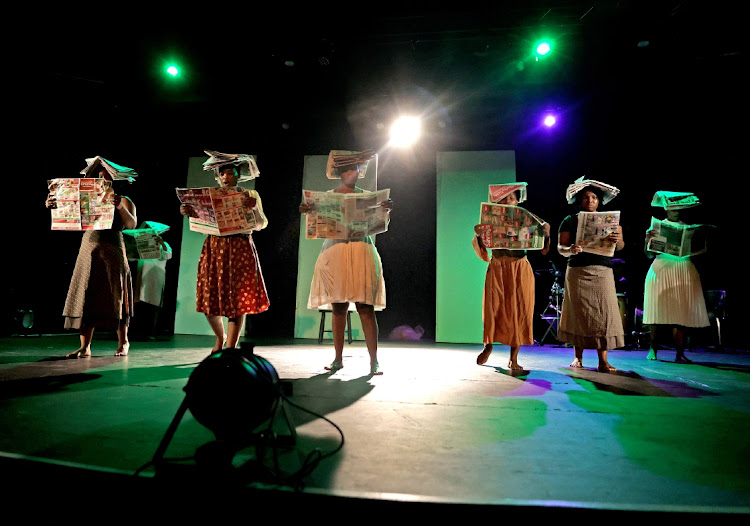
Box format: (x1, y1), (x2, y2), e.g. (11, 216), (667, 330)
(7, 3), (744, 347)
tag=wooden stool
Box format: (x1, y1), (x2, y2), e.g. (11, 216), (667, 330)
(318, 309), (353, 344)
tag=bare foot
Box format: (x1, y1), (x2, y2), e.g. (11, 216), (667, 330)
(211, 334), (228, 354)
(570, 358), (583, 368)
(325, 361), (343, 372)
(66, 348), (91, 359)
(114, 343), (130, 357)
(646, 349), (657, 360)
(508, 360), (524, 371)
(597, 362), (617, 372)
(476, 344), (492, 365)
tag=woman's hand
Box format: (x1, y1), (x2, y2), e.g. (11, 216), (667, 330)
(380, 198), (393, 211)
(180, 204), (194, 217)
(542, 222), (551, 238)
(241, 193), (257, 209)
(607, 225), (622, 243)
(45, 194), (57, 209)
(569, 244), (583, 255)
(299, 203), (312, 214)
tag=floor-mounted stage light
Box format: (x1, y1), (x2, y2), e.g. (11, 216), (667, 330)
(145, 343), (297, 483)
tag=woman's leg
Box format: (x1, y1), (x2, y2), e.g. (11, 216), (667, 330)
(115, 321), (130, 356)
(68, 325), (95, 358)
(673, 326), (692, 363)
(508, 345), (523, 370)
(570, 346), (584, 367)
(227, 315), (246, 349)
(477, 343), (493, 365)
(597, 349), (616, 372)
(325, 303), (348, 371)
(647, 325), (658, 360)
(206, 315), (227, 353)
(356, 303), (382, 375)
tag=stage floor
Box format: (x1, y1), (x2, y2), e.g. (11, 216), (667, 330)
(1, 334), (748, 518)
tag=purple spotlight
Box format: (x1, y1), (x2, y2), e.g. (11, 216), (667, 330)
(543, 114), (557, 127)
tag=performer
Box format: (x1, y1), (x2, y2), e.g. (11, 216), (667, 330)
(557, 177), (624, 372)
(179, 151), (269, 353)
(300, 149), (392, 375)
(473, 183), (551, 370)
(46, 156), (137, 357)
(643, 191), (710, 363)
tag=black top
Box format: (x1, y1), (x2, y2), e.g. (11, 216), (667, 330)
(558, 214), (613, 268)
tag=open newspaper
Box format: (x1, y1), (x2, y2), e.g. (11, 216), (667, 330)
(646, 218), (712, 257)
(303, 189), (390, 240)
(123, 221), (170, 260)
(48, 178), (115, 231)
(575, 211), (621, 257)
(175, 186), (261, 236)
(476, 202), (548, 250)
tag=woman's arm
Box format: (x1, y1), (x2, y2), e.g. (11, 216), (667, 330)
(115, 196), (137, 230)
(245, 190), (268, 231)
(557, 230), (582, 257)
(609, 225), (625, 251)
(541, 222), (551, 256)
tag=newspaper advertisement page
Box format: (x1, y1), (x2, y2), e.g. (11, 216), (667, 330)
(175, 186), (259, 236)
(48, 178), (115, 231)
(124, 222), (170, 260)
(646, 218), (710, 257)
(575, 211), (621, 257)
(476, 203), (547, 250)
(303, 189), (390, 240)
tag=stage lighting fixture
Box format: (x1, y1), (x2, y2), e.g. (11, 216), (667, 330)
(389, 116), (421, 147)
(184, 344), (280, 443)
(166, 65), (180, 77)
(543, 114), (557, 127)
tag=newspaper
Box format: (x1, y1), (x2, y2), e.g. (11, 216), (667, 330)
(646, 217), (712, 257)
(175, 186), (260, 236)
(476, 202), (547, 250)
(575, 211), (621, 257)
(48, 178), (115, 231)
(303, 189), (390, 240)
(123, 221), (170, 260)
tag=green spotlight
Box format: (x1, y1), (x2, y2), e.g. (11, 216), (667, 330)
(166, 65), (180, 77)
(535, 41), (551, 57)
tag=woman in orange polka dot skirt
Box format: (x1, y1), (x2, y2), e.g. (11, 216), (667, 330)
(180, 152), (269, 353)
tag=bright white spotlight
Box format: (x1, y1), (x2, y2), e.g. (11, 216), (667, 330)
(389, 116), (421, 147)
(543, 114), (557, 127)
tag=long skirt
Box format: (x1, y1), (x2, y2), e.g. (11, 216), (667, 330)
(558, 265), (624, 350)
(63, 229), (133, 331)
(483, 256), (535, 347)
(196, 234), (270, 317)
(643, 254), (709, 327)
(308, 238), (386, 310)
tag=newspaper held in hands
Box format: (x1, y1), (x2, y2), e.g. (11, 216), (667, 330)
(303, 189), (390, 240)
(646, 218), (713, 257)
(48, 178), (115, 231)
(475, 203), (548, 250)
(575, 211), (621, 257)
(123, 221), (170, 260)
(176, 186), (261, 236)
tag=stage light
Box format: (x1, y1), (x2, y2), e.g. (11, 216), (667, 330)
(166, 65), (180, 77)
(389, 116), (421, 147)
(183, 344), (280, 443)
(543, 114), (557, 127)
(536, 41), (551, 56)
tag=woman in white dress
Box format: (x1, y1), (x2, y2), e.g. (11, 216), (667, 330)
(300, 150), (392, 375)
(643, 191), (710, 363)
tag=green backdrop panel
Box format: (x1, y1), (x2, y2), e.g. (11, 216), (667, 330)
(435, 150), (516, 343)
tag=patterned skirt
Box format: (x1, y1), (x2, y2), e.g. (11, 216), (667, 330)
(483, 256), (535, 347)
(643, 254), (709, 327)
(63, 229), (133, 331)
(196, 234), (270, 317)
(558, 265), (624, 350)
